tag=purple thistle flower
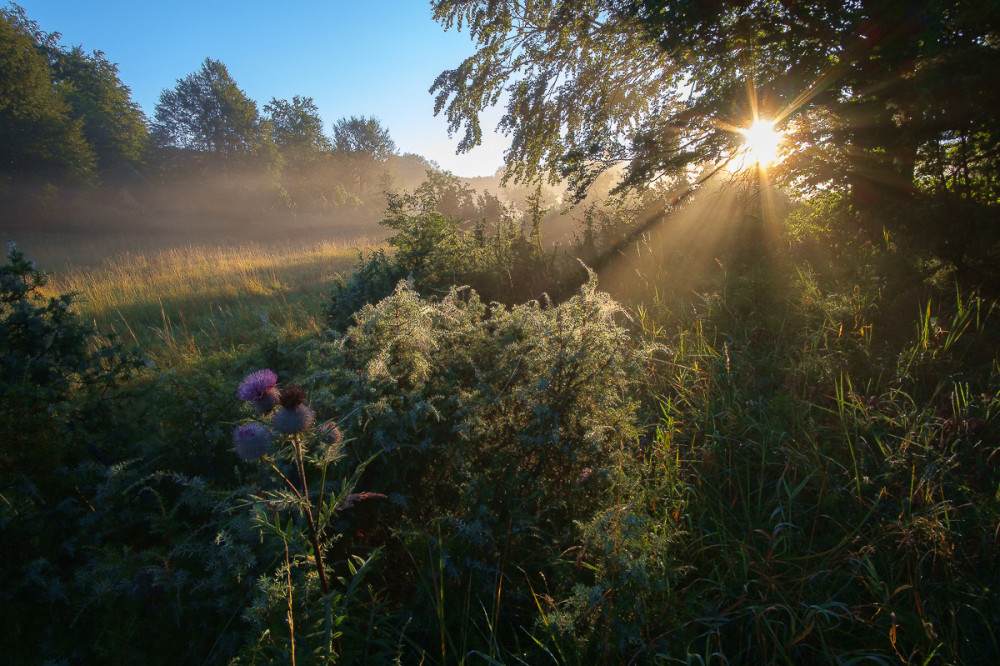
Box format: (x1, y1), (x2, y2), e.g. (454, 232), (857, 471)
(272, 404), (316, 435)
(232, 422), (274, 461)
(237, 369), (278, 402)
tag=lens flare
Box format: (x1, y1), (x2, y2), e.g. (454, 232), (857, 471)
(741, 119), (781, 167)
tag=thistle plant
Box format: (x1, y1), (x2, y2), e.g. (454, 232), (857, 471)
(232, 371), (373, 600)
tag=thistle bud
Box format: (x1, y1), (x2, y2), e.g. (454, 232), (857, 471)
(279, 385), (307, 409)
(318, 420), (344, 446)
(232, 422), (273, 461)
(272, 404), (316, 435)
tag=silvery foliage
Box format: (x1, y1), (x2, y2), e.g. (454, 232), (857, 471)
(307, 270), (659, 581)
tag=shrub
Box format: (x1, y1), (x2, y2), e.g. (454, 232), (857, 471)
(0, 244), (146, 662)
(309, 271), (653, 656)
(327, 186), (575, 325)
(0, 240), (145, 481)
(325, 248), (407, 332)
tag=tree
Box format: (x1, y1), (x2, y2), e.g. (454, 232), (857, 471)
(152, 58), (263, 158)
(431, 0), (680, 199)
(48, 46), (149, 176)
(0, 5), (94, 182)
(332, 115), (397, 195)
(622, 0), (1000, 277)
(431, 1), (1000, 247)
(414, 168), (479, 220)
(264, 95), (331, 162)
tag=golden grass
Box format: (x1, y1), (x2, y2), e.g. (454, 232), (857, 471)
(44, 237), (380, 365)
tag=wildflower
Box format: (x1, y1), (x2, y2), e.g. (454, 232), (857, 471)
(232, 422), (273, 461)
(272, 386), (315, 434)
(237, 369), (280, 413)
(273, 405), (316, 435)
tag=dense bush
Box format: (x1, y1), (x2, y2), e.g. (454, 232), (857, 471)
(0, 241), (147, 479)
(325, 180), (584, 334)
(325, 248), (407, 332)
(313, 273), (653, 656)
(0, 243), (149, 662)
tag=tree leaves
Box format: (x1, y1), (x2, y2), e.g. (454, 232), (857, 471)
(152, 58), (263, 157)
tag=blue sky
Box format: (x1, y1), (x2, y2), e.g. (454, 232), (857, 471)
(13, 0), (509, 177)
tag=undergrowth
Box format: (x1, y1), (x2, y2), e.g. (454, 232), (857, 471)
(1, 190), (998, 664)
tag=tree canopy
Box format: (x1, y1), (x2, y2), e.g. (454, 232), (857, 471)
(431, 1), (1000, 205)
(431, 0), (1000, 276)
(432, 0), (679, 197)
(0, 5), (95, 182)
(0, 4), (148, 185)
(48, 45), (149, 175)
(264, 95), (331, 161)
(332, 115), (397, 194)
(332, 115), (397, 161)
(152, 58), (263, 157)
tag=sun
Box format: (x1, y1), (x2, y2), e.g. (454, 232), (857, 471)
(741, 119), (782, 167)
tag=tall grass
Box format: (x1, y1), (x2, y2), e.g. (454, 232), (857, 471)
(43, 238), (379, 366)
(575, 220), (1000, 663)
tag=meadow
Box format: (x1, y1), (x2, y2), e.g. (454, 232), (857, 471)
(3, 188), (999, 664)
(43, 238), (379, 365)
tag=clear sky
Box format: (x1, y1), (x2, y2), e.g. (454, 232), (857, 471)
(12, 0), (509, 177)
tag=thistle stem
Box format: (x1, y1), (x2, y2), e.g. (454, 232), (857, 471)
(291, 435), (330, 595)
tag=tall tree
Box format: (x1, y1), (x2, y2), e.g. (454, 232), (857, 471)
(615, 1), (1000, 204)
(432, 1), (1000, 198)
(152, 58), (263, 157)
(332, 115), (397, 195)
(431, 0), (1000, 273)
(49, 46), (149, 176)
(0, 5), (94, 182)
(431, 0), (679, 199)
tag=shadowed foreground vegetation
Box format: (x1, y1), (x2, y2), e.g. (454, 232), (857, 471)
(2, 185), (998, 664)
(3, 1), (1000, 663)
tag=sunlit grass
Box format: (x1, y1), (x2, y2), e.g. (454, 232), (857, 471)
(45, 238), (381, 365)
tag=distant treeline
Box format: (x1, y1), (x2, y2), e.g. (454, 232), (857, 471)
(0, 4), (581, 243)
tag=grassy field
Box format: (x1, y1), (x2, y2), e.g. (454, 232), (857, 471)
(42, 237), (379, 366)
